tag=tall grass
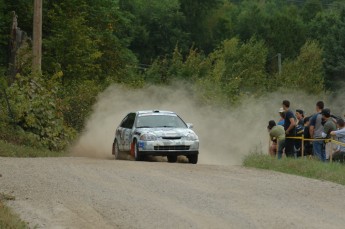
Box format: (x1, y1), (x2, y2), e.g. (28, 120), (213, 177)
(243, 153), (345, 185)
(0, 140), (68, 157)
(0, 198), (29, 229)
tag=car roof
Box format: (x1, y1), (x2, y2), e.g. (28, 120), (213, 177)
(136, 110), (176, 115)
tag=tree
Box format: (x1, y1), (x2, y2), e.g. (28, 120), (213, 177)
(0, 0), (8, 70)
(300, 0), (323, 22)
(120, 0), (190, 65)
(201, 1), (238, 51)
(43, 0), (101, 82)
(221, 1), (307, 61)
(179, 0), (223, 53)
(308, 6), (345, 89)
(143, 46), (209, 84)
(265, 5), (307, 59)
(233, 1), (269, 42)
(83, 0), (139, 84)
(276, 40), (324, 93)
(4, 0), (33, 35)
(196, 37), (268, 104)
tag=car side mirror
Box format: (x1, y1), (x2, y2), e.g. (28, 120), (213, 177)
(187, 123), (194, 129)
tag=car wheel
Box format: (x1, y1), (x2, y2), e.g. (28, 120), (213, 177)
(188, 154), (198, 164)
(113, 140), (121, 160)
(167, 155), (177, 163)
(133, 140), (143, 161)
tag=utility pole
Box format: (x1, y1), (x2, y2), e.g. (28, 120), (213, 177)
(32, 0), (42, 73)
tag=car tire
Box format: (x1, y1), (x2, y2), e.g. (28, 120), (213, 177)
(167, 155), (177, 163)
(113, 140), (121, 160)
(133, 140), (143, 161)
(188, 154), (198, 164)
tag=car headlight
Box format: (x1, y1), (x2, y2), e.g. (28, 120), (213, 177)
(184, 133), (198, 141)
(140, 133), (157, 141)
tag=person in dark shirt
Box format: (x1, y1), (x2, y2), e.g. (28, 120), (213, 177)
(321, 108), (337, 160)
(282, 100), (296, 157)
(309, 101), (325, 161)
(303, 116), (313, 156)
(295, 109), (305, 157)
(296, 109), (304, 127)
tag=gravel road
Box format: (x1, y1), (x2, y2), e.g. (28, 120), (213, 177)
(1, 156), (345, 229)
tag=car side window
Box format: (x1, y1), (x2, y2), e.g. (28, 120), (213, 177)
(120, 113), (136, 129)
(120, 116), (129, 128)
(126, 113), (136, 129)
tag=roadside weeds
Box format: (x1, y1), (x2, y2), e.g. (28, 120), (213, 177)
(0, 193), (29, 229)
(243, 153), (345, 186)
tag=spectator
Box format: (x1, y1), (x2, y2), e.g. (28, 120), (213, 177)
(267, 120), (285, 159)
(322, 109), (336, 138)
(330, 118), (345, 162)
(277, 107), (285, 126)
(295, 109), (305, 157)
(282, 100), (296, 157)
(303, 116), (313, 156)
(309, 101), (325, 161)
(321, 108), (337, 160)
(268, 139), (277, 156)
(296, 109), (304, 126)
(268, 123), (277, 156)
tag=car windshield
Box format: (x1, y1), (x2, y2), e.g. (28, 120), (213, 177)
(136, 114), (187, 128)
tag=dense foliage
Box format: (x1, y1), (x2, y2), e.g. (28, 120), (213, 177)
(0, 0), (344, 150)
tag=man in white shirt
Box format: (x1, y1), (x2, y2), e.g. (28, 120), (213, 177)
(330, 119), (345, 162)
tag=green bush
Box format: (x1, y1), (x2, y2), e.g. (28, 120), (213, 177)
(60, 80), (103, 132)
(0, 122), (40, 147)
(5, 72), (76, 151)
(195, 37), (269, 104)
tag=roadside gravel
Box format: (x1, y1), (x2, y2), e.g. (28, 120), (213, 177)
(1, 156), (345, 229)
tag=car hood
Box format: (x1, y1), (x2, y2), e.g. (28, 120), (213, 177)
(136, 128), (196, 138)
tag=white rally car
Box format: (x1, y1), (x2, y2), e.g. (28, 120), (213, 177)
(112, 110), (199, 164)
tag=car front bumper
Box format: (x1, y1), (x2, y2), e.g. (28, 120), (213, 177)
(137, 140), (199, 156)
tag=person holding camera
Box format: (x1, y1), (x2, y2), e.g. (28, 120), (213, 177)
(268, 120), (285, 159)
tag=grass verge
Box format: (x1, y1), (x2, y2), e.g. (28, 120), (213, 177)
(243, 153), (345, 185)
(0, 194), (29, 229)
(0, 139), (68, 157)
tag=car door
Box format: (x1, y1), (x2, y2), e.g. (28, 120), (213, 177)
(121, 113), (136, 151)
(117, 115), (129, 151)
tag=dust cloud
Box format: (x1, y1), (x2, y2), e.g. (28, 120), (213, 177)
(70, 83), (345, 165)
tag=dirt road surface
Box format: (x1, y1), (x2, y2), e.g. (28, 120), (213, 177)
(1, 156), (345, 229)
